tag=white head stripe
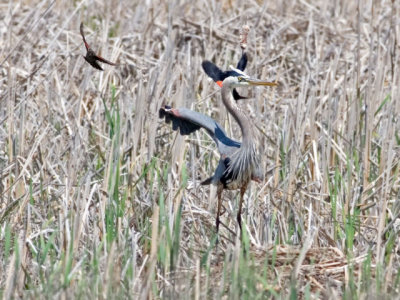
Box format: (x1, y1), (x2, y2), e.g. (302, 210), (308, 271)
(228, 65), (248, 77)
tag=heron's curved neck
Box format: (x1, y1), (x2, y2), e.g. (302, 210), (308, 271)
(221, 84), (253, 146)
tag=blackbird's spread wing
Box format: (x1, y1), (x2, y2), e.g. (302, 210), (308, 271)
(91, 61), (103, 70)
(236, 52), (248, 71)
(201, 53), (248, 82)
(84, 57), (103, 71)
(201, 54), (248, 100)
(81, 23), (116, 70)
(80, 23), (90, 51)
(232, 89), (246, 100)
(96, 55), (116, 66)
(201, 61), (225, 83)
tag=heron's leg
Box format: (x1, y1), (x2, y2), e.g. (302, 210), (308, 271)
(237, 182), (248, 233)
(216, 186), (223, 235)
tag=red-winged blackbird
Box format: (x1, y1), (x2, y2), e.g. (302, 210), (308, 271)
(80, 23), (116, 71)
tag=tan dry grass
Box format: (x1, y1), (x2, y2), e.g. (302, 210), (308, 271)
(0, 0), (399, 298)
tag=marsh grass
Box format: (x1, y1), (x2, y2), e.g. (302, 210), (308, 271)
(1, 0), (399, 298)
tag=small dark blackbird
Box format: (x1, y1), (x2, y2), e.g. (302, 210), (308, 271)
(80, 23), (116, 71)
(202, 53), (248, 100)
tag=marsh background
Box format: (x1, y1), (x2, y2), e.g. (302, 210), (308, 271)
(0, 0), (399, 298)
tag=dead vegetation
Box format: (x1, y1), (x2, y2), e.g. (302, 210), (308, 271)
(0, 0), (399, 298)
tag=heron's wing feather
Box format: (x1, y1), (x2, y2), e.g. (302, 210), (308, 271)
(159, 106), (240, 155)
(159, 107), (201, 135)
(200, 176), (213, 185)
(236, 53), (248, 71)
(201, 158), (228, 185)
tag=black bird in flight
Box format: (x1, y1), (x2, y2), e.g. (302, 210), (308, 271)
(80, 23), (116, 71)
(202, 53), (248, 100)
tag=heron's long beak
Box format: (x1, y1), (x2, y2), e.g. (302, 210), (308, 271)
(247, 78), (278, 86)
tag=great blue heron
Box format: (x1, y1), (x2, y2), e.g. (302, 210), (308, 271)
(80, 23), (116, 71)
(202, 53), (248, 100)
(159, 70), (277, 235)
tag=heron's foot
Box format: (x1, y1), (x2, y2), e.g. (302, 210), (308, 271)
(217, 205), (227, 218)
(215, 206), (228, 233)
(220, 205), (227, 216)
(215, 217), (220, 248)
(214, 222), (235, 248)
(217, 220), (236, 236)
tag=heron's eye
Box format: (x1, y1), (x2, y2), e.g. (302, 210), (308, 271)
(238, 77), (243, 82)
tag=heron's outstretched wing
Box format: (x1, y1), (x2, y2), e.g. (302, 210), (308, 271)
(159, 106), (240, 156)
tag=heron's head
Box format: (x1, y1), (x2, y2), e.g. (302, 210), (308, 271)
(222, 69), (278, 88)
